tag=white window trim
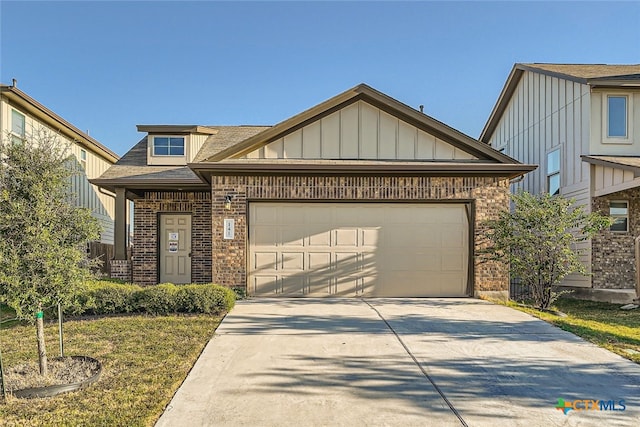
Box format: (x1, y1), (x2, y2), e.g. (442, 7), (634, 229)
(10, 109), (26, 143)
(609, 200), (629, 233)
(546, 147), (561, 195)
(80, 149), (87, 170)
(602, 93), (633, 144)
(151, 135), (187, 157)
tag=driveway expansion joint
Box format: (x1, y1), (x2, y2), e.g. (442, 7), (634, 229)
(362, 299), (469, 427)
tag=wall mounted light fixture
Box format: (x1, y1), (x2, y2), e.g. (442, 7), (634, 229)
(224, 195), (233, 210)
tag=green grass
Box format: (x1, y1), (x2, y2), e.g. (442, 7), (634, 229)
(506, 298), (640, 364)
(0, 314), (222, 426)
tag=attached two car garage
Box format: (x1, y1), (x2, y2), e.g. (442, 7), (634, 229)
(248, 202), (471, 297)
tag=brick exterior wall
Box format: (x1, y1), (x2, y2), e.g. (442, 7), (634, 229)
(132, 191), (211, 285)
(211, 175), (511, 295)
(110, 259), (132, 282)
(592, 188), (639, 289)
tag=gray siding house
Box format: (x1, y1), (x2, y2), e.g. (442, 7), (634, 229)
(480, 63), (640, 303)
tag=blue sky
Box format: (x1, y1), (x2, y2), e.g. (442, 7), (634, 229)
(1, 1), (639, 156)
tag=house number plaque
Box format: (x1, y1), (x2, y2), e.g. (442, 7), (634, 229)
(223, 219), (235, 240)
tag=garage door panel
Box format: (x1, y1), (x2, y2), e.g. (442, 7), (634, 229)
(308, 230), (331, 246)
(282, 275), (306, 295)
(254, 252), (278, 270)
(249, 202), (469, 297)
(334, 252), (360, 273)
(334, 228), (358, 246)
(306, 207), (333, 224)
(281, 227), (305, 246)
(252, 205), (278, 224)
(307, 275), (333, 296)
(253, 226), (278, 247)
(441, 228), (465, 248)
(360, 228), (380, 247)
(252, 275), (280, 295)
(335, 276), (359, 296)
(281, 206), (306, 224)
(282, 252), (304, 270)
(308, 252), (331, 271)
(441, 250), (466, 271)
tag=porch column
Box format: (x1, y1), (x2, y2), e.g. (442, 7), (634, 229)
(113, 187), (128, 260)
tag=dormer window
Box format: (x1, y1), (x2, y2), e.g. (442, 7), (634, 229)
(153, 136), (185, 156)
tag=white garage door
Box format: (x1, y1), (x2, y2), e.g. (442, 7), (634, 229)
(248, 202), (469, 297)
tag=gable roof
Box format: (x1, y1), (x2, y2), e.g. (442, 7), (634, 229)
(1, 84), (119, 163)
(203, 83), (518, 164)
(93, 83), (535, 193)
(480, 63), (640, 143)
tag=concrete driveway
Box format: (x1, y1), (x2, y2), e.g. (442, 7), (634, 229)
(156, 299), (640, 426)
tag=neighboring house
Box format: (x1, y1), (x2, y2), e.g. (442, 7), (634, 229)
(93, 84), (534, 298)
(480, 63), (640, 303)
(0, 81), (120, 245)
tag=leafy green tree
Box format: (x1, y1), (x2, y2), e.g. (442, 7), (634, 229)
(482, 191), (612, 309)
(0, 130), (100, 375)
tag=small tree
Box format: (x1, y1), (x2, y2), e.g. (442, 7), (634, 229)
(0, 130), (100, 375)
(482, 191), (612, 310)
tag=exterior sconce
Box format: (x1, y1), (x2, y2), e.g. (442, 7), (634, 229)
(224, 195), (233, 210)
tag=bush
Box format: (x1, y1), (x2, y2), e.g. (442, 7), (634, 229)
(67, 280), (141, 315)
(177, 285), (236, 314)
(133, 283), (179, 315)
(66, 281), (234, 316)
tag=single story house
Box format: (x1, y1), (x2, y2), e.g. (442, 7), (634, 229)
(93, 84), (535, 298)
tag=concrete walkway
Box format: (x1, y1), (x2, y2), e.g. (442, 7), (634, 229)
(156, 299), (640, 426)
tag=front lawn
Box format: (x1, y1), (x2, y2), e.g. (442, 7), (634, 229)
(508, 298), (640, 364)
(0, 314), (221, 426)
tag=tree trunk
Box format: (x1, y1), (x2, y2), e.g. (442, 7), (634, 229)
(36, 310), (48, 376)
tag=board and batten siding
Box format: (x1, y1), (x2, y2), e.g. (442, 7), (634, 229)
(487, 70), (592, 287)
(593, 165), (640, 197)
(243, 100), (478, 161)
(0, 97), (116, 244)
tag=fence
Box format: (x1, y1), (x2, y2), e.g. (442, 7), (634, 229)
(87, 242), (114, 276)
(509, 278), (532, 302)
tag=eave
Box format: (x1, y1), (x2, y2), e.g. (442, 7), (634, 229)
(189, 161), (537, 180)
(0, 85), (119, 163)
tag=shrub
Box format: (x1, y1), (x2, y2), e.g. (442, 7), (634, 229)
(65, 281), (235, 316)
(133, 283), (179, 315)
(67, 280), (141, 315)
(177, 284), (236, 314)
(230, 286), (247, 300)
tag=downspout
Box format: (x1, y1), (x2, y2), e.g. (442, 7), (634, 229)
(98, 187), (116, 199)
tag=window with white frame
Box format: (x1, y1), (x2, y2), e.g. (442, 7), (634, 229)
(11, 109), (25, 144)
(80, 149), (87, 170)
(610, 201), (629, 232)
(546, 149), (560, 196)
(607, 95), (628, 138)
(152, 136), (185, 156)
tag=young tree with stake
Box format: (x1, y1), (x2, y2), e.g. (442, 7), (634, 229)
(0, 130), (100, 375)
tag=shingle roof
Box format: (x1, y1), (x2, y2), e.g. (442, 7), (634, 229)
(581, 155), (640, 174)
(480, 63), (640, 142)
(192, 126), (270, 162)
(91, 126), (270, 189)
(520, 64), (640, 80)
